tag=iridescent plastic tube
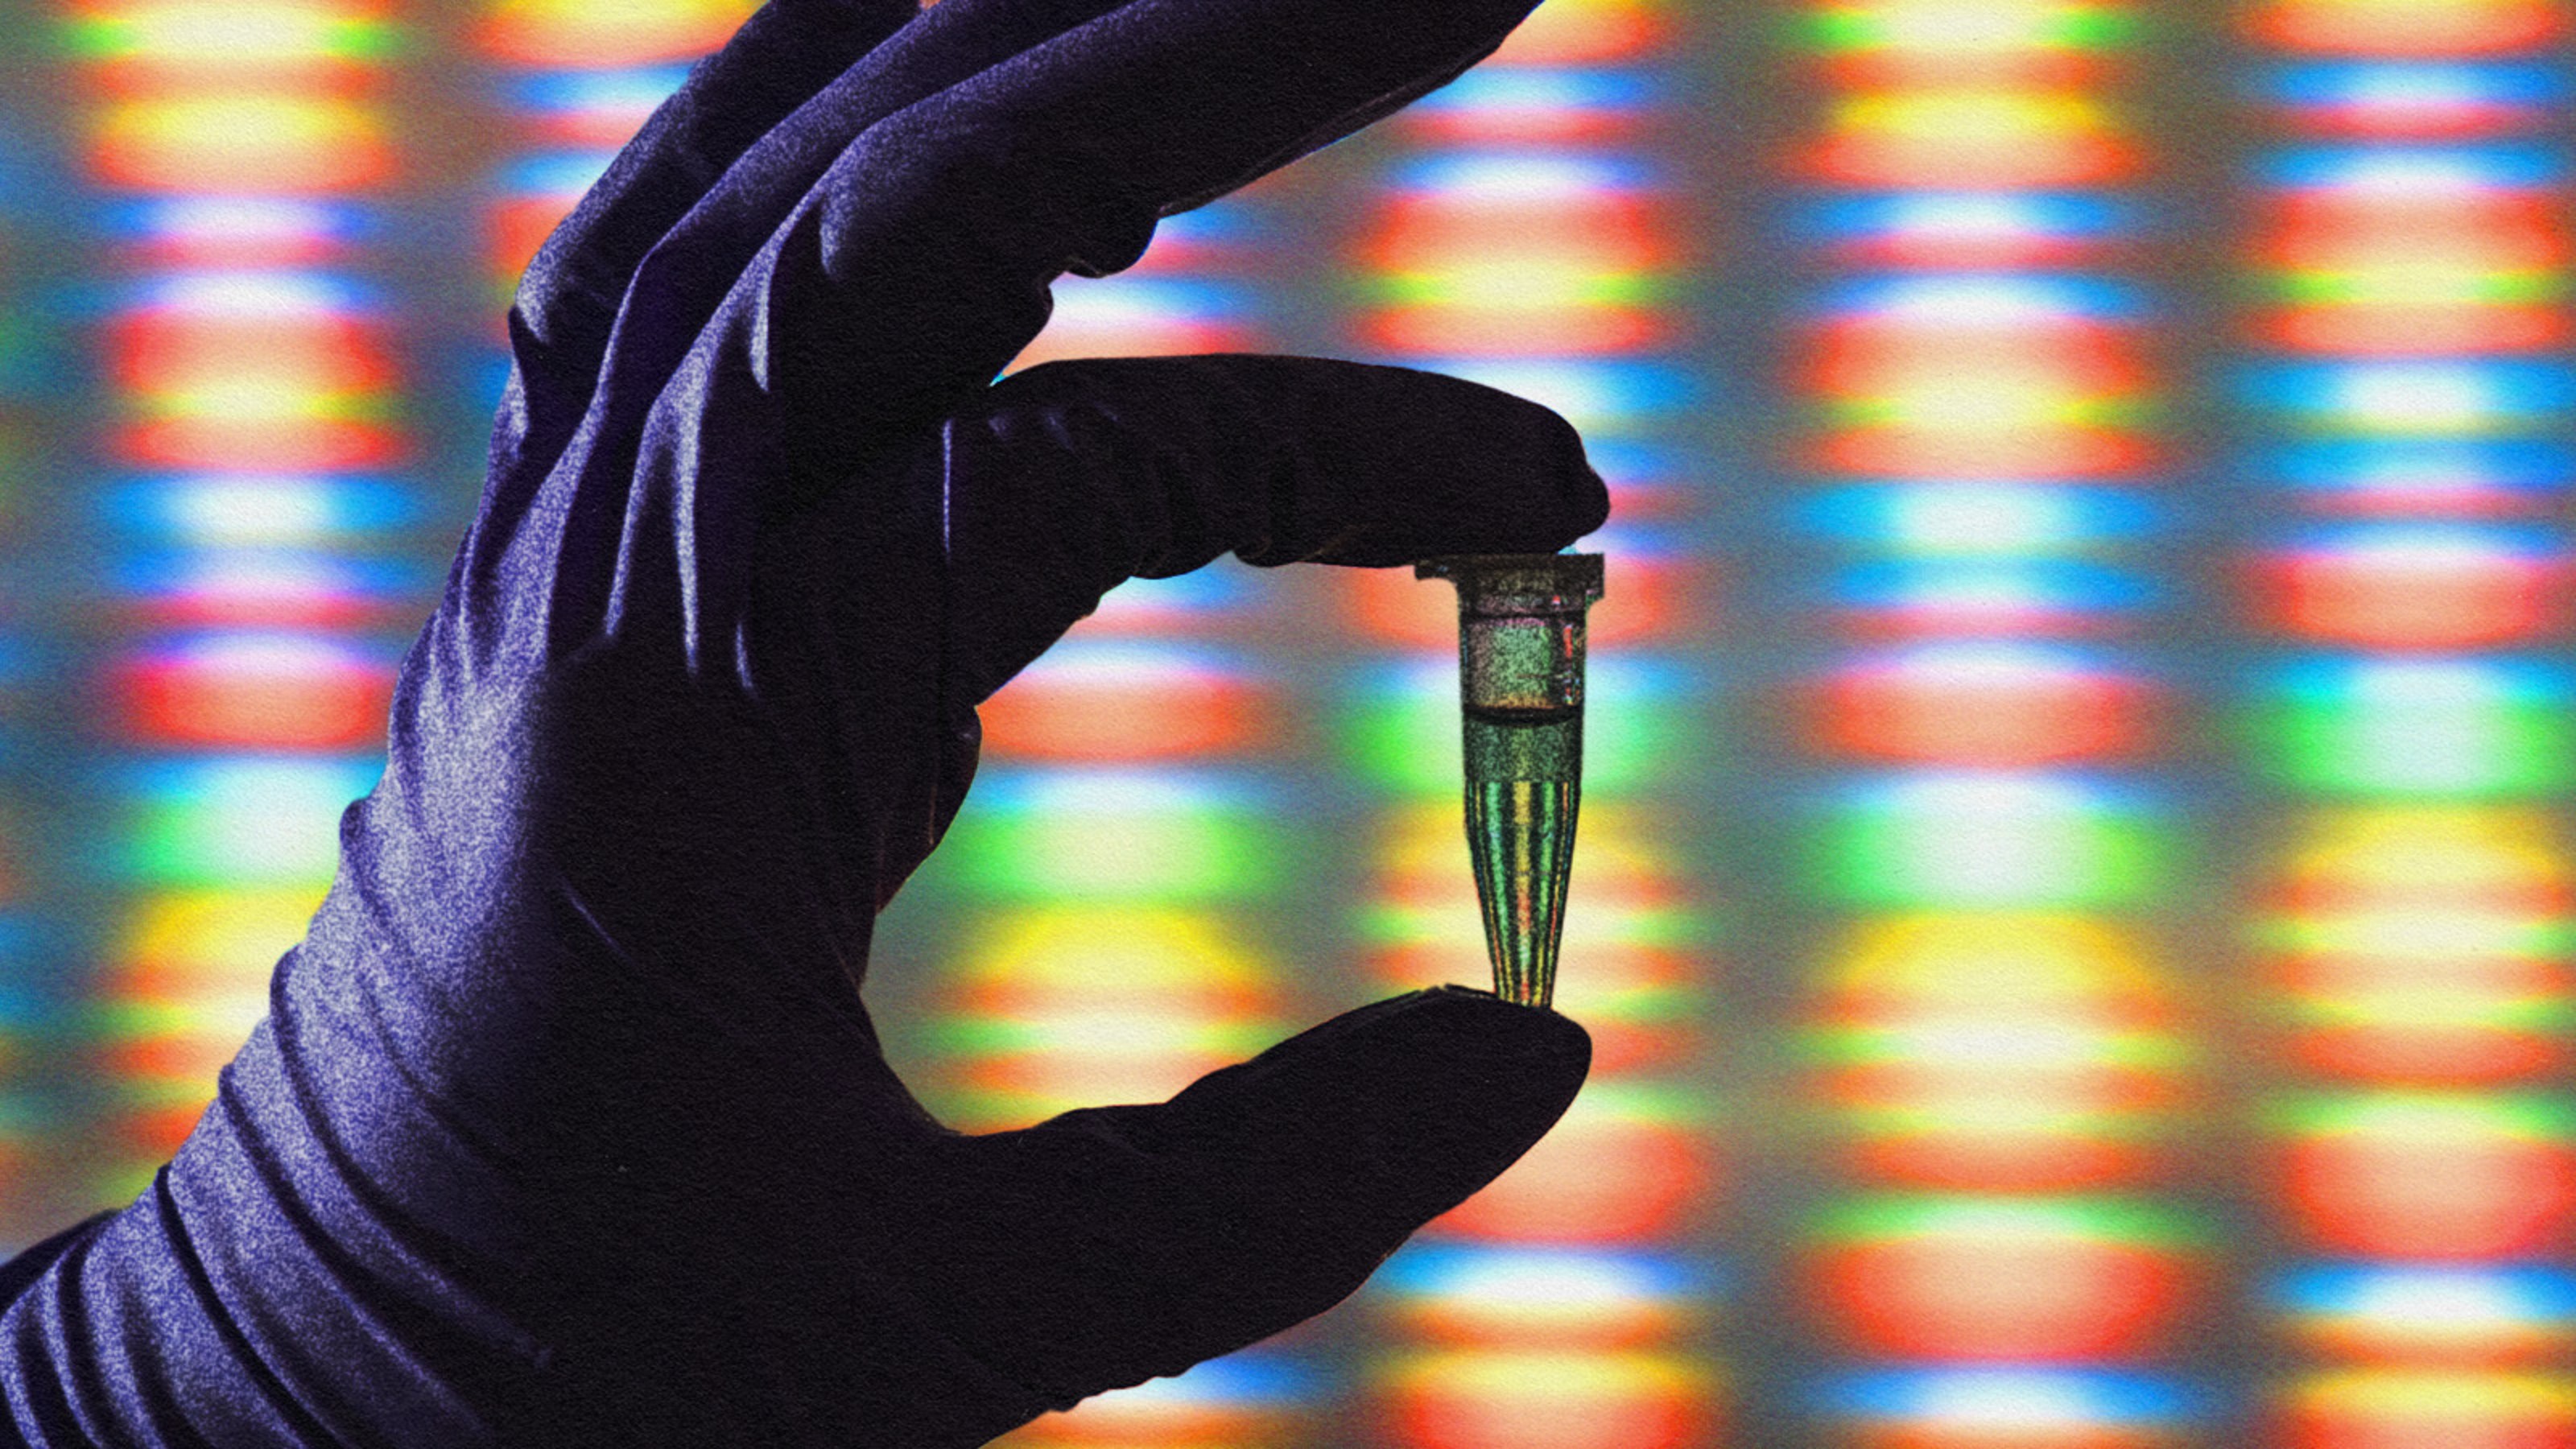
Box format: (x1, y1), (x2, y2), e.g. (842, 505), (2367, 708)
(1414, 552), (1605, 1009)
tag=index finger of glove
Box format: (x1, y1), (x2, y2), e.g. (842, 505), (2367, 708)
(478, 0), (1541, 650)
(930, 354), (1608, 706)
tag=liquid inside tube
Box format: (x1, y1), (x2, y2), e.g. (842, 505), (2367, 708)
(1463, 705), (1582, 1008)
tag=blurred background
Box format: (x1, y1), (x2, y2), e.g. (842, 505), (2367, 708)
(1, 0), (2571, 1443)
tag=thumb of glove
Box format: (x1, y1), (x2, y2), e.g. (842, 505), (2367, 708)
(887, 985), (1590, 1413)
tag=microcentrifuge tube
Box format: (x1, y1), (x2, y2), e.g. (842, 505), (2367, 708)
(1414, 553), (1605, 1010)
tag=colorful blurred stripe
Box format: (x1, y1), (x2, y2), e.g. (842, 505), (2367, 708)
(62, 0), (412, 1195)
(2234, 0), (2576, 1438)
(1776, 0), (2207, 1439)
(1340, 3), (1726, 1443)
(0, 98), (48, 1256)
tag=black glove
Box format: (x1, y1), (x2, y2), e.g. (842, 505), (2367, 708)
(0, 0), (1608, 1442)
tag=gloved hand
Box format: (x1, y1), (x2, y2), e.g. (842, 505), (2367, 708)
(0, 0), (1608, 1442)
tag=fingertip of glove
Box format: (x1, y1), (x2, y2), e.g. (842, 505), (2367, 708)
(1397, 375), (1612, 557)
(1381, 983), (1593, 1086)
(1261, 985), (1591, 1231)
(1162, 983), (1591, 1183)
